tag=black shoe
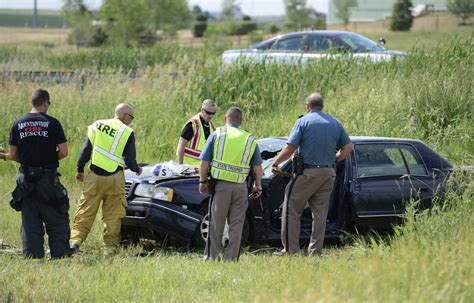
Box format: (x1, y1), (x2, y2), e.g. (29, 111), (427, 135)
(69, 244), (80, 256)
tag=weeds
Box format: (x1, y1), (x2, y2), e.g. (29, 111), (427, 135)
(0, 32), (472, 302)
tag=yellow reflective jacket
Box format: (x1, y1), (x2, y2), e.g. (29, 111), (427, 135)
(210, 126), (257, 183)
(181, 114), (216, 165)
(88, 118), (133, 173)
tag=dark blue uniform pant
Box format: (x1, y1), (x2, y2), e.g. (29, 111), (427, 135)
(21, 197), (70, 259)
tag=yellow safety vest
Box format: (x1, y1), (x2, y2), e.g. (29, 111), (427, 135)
(88, 118), (133, 173)
(182, 114), (216, 166)
(210, 126), (257, 183)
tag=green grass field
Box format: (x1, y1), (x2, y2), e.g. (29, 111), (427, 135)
(0, 24), (473, 302)
(0, 9), (65, 28)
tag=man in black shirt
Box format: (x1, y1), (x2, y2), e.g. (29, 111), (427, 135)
(0, 89), (70, 259)
(176, 99), (217, 165)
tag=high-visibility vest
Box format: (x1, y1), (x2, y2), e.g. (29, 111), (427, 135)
(88, 118), (133, 173)
(182, 114), (216, 166)
(210, 126), (257, 183)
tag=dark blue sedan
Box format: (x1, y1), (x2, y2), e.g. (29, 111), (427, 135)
(121, 136), (452, 248)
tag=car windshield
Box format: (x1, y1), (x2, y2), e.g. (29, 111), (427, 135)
(249, 37), (277, 50)
(335, 33), (385, 53)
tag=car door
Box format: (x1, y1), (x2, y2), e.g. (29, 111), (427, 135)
(266, 35), (307, 64)
(305, 35), (352, 61)
(350, 142), (432, 231)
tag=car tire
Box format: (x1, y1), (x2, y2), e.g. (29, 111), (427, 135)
(191, 201), (250, 249)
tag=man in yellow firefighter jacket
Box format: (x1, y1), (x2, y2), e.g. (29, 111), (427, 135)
(199, 107), (263, 261)
(176, 99), (217, 165)
(70, 103), (142, 255)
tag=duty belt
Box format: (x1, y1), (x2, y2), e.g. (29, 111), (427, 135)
(303, 164), (335, 169)
(20, 164), (57, 173)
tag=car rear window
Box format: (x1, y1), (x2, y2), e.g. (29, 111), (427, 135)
(355, 143), (428, 178)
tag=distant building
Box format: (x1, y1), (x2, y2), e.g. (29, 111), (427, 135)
(327, 0), (447, 25)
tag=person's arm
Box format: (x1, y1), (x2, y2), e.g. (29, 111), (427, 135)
(0, 145), (19, 162)
(335, 122), (352, 163)
(336, 143), (353, 163)
(272, 119), (301, 173)
(199, 160), (210, 194)
(57, 142), (68, 160)
(55, 120), (68, 160)
(176, 137), (189, 164)
(177, 122), (194, 164)
(271, 144), (297, 174)
(123, 133), (142, 176)
(76, 138), (92, 182)
(251, 164), (263, 197)
(198, 133), (215, 195)
(6, 122), (20, 162)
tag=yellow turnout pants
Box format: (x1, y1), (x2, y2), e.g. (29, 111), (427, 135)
(71, 170), (127, 252)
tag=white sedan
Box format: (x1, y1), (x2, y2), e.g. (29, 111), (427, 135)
(222, 30), (406, 64)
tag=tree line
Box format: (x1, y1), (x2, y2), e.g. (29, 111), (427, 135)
(63, 0), (474, 47)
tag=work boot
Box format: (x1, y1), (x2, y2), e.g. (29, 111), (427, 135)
(69, 243), (80, 256)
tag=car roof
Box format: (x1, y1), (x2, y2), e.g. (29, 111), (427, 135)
(259, 136), (424, 144)
(273, 31), (358, 39)
(349, 136), (424, 144)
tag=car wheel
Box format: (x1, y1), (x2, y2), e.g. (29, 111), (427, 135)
(191, 201), (250, 249)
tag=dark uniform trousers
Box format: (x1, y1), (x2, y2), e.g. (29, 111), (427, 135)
(16, 167), (70, 259)
(281, 167), (335, 256)
(21, 197), (70, 259)
(205, 180), (248, 261)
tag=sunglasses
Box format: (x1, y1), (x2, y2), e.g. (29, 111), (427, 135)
(47, 101), (51, 105)
(125, 113), (135, 120)
(203, 109), (216, 115)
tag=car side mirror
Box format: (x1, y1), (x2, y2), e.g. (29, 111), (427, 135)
(379, 37), (386, 46)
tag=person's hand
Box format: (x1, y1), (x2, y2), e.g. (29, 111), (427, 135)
(199, 183), (208, 195)
(76, 172), (84, 182)
(249, 184), (262, 199)
(0, 146), (6, 161)
(136, 167), (143, 176)
(271, 164), (282, 175)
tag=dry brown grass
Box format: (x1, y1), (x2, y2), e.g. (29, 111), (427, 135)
(328, 12), (465, 33)
(0, 26), (69, 45)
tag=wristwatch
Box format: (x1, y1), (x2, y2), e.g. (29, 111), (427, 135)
(199, 180), (207, 184)
(272, 164), (279, 167)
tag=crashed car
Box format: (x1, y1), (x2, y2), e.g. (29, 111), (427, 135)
(222, 31), (406, 64)
(121, 137), (452, 248)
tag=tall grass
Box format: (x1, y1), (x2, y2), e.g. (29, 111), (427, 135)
(0, 33), (472, 302)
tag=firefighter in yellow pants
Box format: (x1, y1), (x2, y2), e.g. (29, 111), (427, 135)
(70, 103), (142, 255)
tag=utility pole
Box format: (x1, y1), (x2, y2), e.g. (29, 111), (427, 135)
(33, 0), (38, 28)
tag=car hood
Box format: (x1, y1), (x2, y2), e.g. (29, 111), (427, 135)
(125, 138), (288, 183)
(223, 48), (256, 54)
(125, 162), (199, 183)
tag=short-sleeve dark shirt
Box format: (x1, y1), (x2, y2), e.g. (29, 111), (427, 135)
(180, 115), (211, 141)
(9, 113), (67, 169)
